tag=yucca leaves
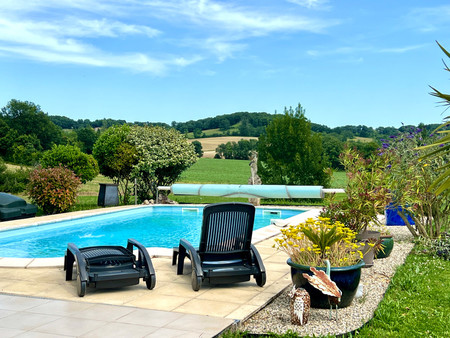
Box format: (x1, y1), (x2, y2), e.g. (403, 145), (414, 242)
(423, 41), (450, 195)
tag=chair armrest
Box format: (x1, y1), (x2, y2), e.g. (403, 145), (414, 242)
(66, 243), (88, 282)
(127, 238), (155, 277)
(250, 244), (266, 273)
(179, 238), (203, 279)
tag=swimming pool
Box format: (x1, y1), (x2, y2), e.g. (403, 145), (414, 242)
(0, 205), (303, 258)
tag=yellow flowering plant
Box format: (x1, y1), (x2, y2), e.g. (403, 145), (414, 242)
(274, 217), (365, 267)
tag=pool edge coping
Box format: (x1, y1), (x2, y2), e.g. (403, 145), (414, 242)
(0, 205), (321, 268)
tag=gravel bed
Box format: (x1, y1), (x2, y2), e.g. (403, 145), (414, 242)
(238, 226), (414, 337)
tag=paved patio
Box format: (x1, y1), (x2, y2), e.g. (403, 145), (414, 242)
(0, 207), (320, 337)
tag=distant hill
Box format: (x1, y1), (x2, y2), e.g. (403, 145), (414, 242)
(49, 112), (441, 142)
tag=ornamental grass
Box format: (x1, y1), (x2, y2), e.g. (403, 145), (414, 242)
(274, 217), (365, 267)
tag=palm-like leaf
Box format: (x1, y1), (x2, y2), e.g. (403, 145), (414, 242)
(422, 41), (450, 195)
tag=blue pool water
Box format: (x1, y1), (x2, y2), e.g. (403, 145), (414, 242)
(0, 206), (303, 258)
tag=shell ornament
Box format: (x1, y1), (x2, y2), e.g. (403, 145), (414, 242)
(288, 285), (310, 326)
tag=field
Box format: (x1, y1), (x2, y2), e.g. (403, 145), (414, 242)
(189, 136), (258, 158)
(170, 158), (347, 205)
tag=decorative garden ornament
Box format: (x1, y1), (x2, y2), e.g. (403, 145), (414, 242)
(288, 285), (310, 326)
(302, 260), (342, 320)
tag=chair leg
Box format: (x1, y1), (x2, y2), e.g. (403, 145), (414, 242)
(177, 245), (187, 275)
(64, 250), (75, 281)
(172, 247), (179, 266)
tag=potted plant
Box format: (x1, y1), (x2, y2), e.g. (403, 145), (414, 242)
(382, 127), (449, 239)
(320, 148), (392, 266)
(274, 217), (365, 308)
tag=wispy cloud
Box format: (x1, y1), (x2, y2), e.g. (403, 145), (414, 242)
(0, 0), (339, 73)
(378, 44), (427, 54)
(287, 0), (330, 10)
(405, 5), (450, 33)
(307, 44), (426, 58)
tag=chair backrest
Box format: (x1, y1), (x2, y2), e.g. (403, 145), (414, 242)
(199, 202), (255, 261)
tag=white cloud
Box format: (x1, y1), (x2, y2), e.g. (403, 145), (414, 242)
(143, 0), (337, 35)
(405, 5), (450, 33)
(65, 18), (161, 38)
(287, 0), (330, 10)
(0, 0), (340, 73)
(378, 44), (427, 54)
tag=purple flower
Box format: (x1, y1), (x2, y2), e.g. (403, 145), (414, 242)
(387, 164), (392, 169)
(390, 135), (396, 139)
(382, 143), (389, 149)
(439, 144), (444, 147)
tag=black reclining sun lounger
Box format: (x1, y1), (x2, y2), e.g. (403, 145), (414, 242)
(172, 202), (266, 291)
(64, 238), (156, 297)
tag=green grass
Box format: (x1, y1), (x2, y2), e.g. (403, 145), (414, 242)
(355, 253), (450, 337)
(220, 251), (450, 338)
(177, 158), (251, 184)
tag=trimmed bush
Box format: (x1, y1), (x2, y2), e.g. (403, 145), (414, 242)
(40, 145), (99, 183)
(28, 166), (81, 214)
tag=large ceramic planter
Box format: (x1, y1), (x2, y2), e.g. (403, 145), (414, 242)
(375, 235), (394, 259)
(385, 203), (414, 226)
(287, 258), (365, 309)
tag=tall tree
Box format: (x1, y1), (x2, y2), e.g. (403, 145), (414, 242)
(257, 104), (330, 187)
(1, 99), (62, 150)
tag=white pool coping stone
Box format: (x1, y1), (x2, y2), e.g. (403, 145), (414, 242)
(0, 204), (321, 268)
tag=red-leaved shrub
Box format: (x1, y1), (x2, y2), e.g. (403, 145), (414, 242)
(28, 166), (81, 214)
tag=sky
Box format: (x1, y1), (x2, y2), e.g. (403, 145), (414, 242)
(1, 0), (450, 128)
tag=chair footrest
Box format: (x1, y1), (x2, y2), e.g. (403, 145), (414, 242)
(203, 265), (258, 278)
(89, 269), (141, 282)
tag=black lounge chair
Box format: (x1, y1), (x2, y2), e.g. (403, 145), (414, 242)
(64, 238), (156, 297)
(172, 202), (266, 291)
(0, 192), (37, 221)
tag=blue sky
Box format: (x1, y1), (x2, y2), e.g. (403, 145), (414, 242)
(1, 0), (449, 128)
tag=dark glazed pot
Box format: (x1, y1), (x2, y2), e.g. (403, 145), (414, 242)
(375, 235), (394, 259)
(287, 258), (365, 309)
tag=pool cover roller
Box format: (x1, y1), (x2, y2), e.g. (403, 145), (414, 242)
(171, 184), (325, 199)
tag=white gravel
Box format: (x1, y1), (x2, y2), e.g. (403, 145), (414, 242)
(238, 226), (414, 336)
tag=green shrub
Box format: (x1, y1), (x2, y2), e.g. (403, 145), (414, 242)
(40, 144), (99, 183)
(0, 161), (30, 193)
(28, 166), (81, 214)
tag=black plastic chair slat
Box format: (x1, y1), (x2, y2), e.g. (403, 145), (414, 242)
(81, 247), (131, 259)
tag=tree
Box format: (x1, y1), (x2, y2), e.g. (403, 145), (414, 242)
(192, 140), (203, 157)
(76, 127), (98, 154)
(257, 104), (330, 187)
(92, 125), (137, 203)
(40, 145), (99, 183)
(1, 99), (62, 150)
(129, 126), (197, 201)
(11, 134), (42, 165)
(322, 134), (344, 169)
